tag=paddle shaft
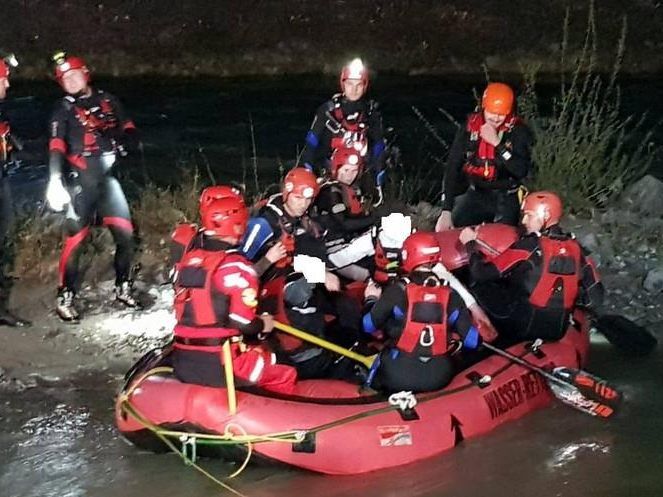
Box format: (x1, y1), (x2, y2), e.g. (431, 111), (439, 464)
(274, 321), (376, 369)
(481, 342), (570, 388)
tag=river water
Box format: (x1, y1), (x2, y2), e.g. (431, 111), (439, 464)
(1, 75), (662, 497)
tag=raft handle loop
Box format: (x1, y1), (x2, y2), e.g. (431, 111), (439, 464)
(179, 434), (197, 465)
(419, 325), (435, 347)
(388, 391), (418, 411)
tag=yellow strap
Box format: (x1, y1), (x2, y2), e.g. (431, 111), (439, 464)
(222, 341), (237, 415)
(274, 321), (376, 369)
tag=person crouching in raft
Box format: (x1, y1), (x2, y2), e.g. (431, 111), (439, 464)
(459, 191), (604, 344)
(314, 146), (388, 282)
(435, 82), (533, 231)
(361, 232), (482, 393)
(170, 188), (297, 395)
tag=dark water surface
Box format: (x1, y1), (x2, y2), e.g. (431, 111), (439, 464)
(1, 75), (662, 496)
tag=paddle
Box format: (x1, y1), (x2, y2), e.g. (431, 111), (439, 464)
(482, 341), (621, 418)
(471, 237), (657, 356)
(274, 321), (377, 369)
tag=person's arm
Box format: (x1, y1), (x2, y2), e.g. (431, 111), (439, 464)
(362, 283), (404, 338)
(302, 102), (331, 170)
(106, 92), (139, 153)
(579, 250), (605, 310)
(493, 123), (532, 181)
(367, 101), (386, 174)
(441, 125), (468, 212)
(214, 259), (266, 337)
(447, 291), (481, 349)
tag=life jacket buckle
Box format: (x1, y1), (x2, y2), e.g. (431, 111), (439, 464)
(419, 325), (435, 347)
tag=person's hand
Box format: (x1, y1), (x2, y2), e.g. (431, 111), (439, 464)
(468, 303), (498, 343)
(364, 280), (382, 300)
(458, 227), (478, 245)
(45, 176), (71, 212)
(480, 122), (501, 147)
(435, 210), (453, 231)
(324, 272), (341, 292)
(265, 241), (288, 264)
(260, 314), (275, 333)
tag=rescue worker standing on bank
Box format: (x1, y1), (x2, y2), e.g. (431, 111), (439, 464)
(301, 58), (387, 204)
(45, 52), (140, 322)
(459, 191), (604, 343)
(362, 232), (481, 393)
(435, 82), (533, 231)
(0, 53), (30, 327)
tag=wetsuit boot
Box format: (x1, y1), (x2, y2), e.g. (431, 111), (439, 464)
(0, 307), (31, 327)
(56, 287), (80, 322)
(114, 280), (140, 308)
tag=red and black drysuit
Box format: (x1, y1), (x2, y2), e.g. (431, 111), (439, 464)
(466, 225), (604, 343)
(302, 94), (385, 183)
(170, 232), (297, 394)
(247, 195), (364, 378)
(49, 89), (139, 289)
(441, 113), (532, 227)
(362, 272), (479, 393)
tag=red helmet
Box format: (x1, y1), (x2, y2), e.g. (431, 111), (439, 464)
(199, 185), (244, 210)
(340, 58), (369, 92)
(521, 191), (563, 229)
(482, 82), (514, 115)
(200, 197), (249, 239)
(400, 232), (441, 273)
(53, 52), (90, 84)
(0, 53), (18, 79)
(282, 168), (320, 201)
(330, 147), (364, 179)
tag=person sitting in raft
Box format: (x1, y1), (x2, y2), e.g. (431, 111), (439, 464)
(314, 146), (391, 282)
(170, 187), (297, 395)
(459, 191), (604, 344)
(361, 232), (482, 393)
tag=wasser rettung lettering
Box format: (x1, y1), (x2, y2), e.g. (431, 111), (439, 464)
(483, 369), (549, 419)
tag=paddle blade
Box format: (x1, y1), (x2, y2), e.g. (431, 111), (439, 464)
(595, 314), (657, 357)
(550, 367), (621, 418)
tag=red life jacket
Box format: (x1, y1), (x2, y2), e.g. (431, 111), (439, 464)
(329, 94), (370, 155)
(373, 234), (400, 284)
(462, 112), (519, 183)
(170, 223), (198, 266)
(173, 248), (238, 349)
(529, 236), (583, 310)
(339, 182), (364, 216)
(73, 98), (120, 154)
(396, 280), (451, 356)
(0, 120), (12, 163)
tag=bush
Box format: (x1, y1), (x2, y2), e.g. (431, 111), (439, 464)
(519, 2), (657, 212)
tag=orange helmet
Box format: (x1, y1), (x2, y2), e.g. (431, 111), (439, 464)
(282, 167), (320, 201)
(53, 52), (90, 85)
(482, 82), (514, 115)
(340, 58), (369, 92)
(330, 146), (364, 180)
(0, 60), (8, 80)
(199, 185), (244, 210)
(521, 191), (563, 229)
(200, 197), (249, 240)
(400, 232), (441, 273)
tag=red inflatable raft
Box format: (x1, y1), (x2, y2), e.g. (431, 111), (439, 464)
(116, 320), (589, 475)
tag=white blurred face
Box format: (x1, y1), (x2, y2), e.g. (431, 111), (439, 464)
(483, 110), (507, 128)
(522, 209), (546, 234)
(336, 164), (360, 185)
(284, 193), (313, 217)
(343, 79), (366, 101)
(61, 69), (89, 95)
(0, 77), (9, 100)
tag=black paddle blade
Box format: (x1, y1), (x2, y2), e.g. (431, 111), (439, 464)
(551, 367), (621, 418)
(595, 314), (658, 357)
